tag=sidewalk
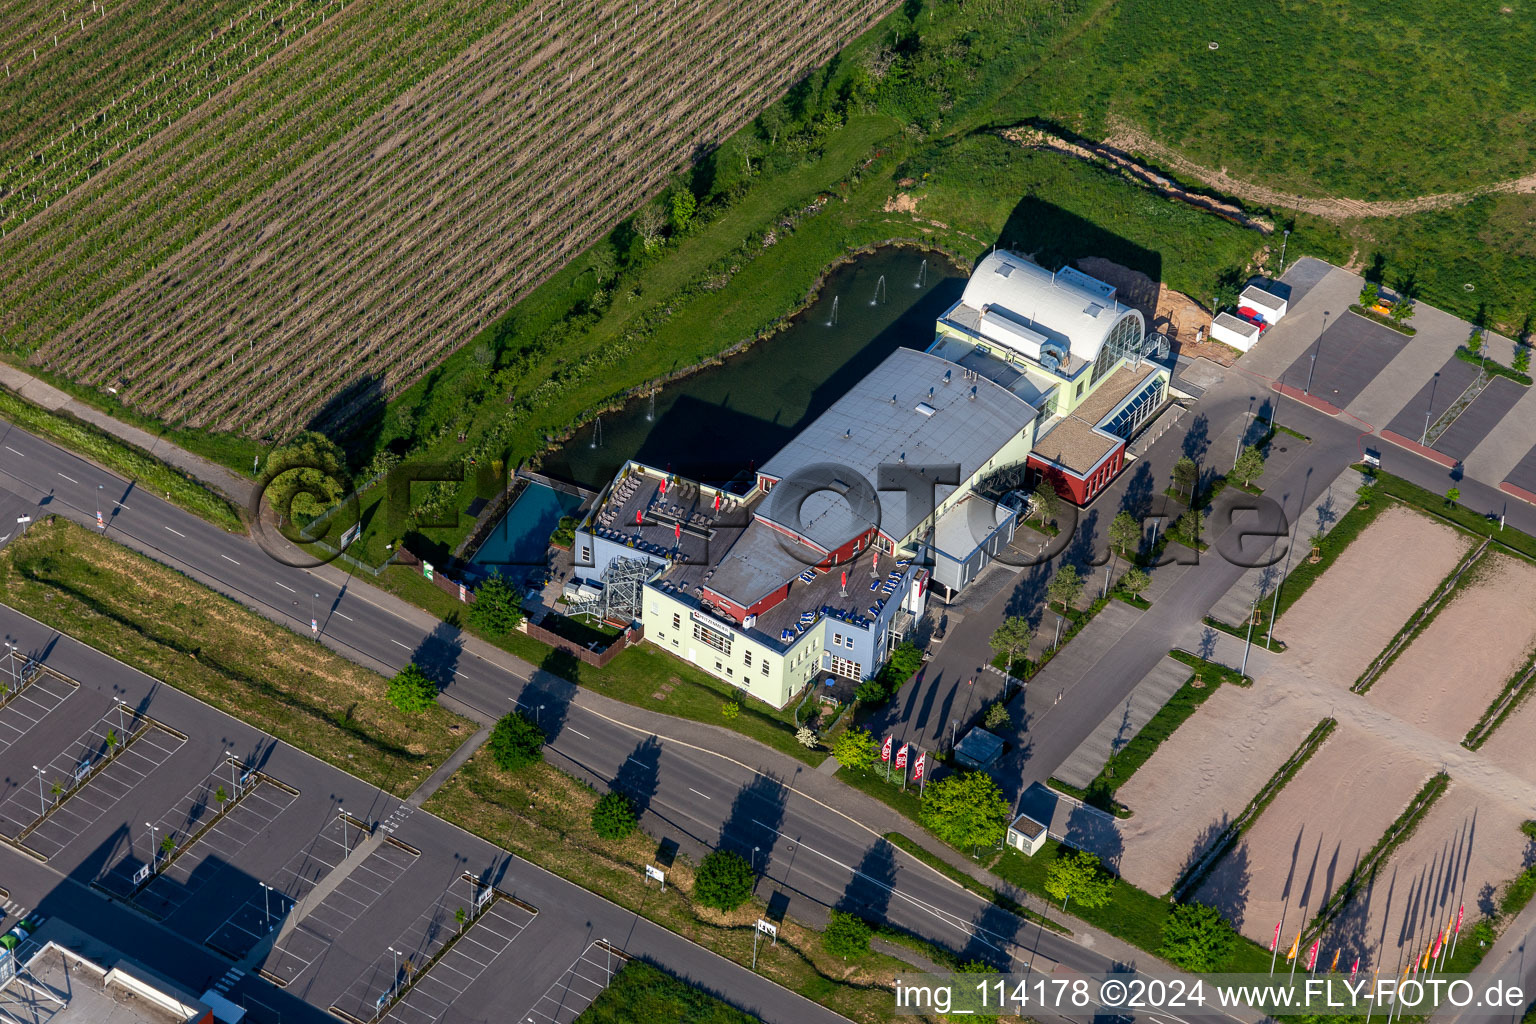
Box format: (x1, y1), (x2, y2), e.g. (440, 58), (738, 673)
(0, 363), (251, 502)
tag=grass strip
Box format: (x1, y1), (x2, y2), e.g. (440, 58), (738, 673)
(1308, 773), (1450, 936)
(1463, 648), (1536, 749)
(379, 565), (821, 765)
(1171, 718), (1337, 901)
(1050, 652), (1251, 817)
(1454, 346), (1533, 386)
(1373, 469), (1536, 562)
(1348, 304), (1417, 336)
(880, 833), (1068, 935)
(1351, 538), (1491, 693)
(574, 960), (758, 1024)
(0, 389), (243, 531)
(0, 517), (470, 796)
(424, 752), (915, 1024)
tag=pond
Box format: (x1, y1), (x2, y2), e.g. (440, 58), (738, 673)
(537, 245), (967, 490)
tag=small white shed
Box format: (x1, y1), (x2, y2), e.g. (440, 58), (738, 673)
(1240, 283), (1288, 323)
(1211, 312), (1262, 352)
(1006, 813), (1048, 856)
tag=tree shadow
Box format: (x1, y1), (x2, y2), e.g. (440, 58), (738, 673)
(410, 620), (463, 689)
(960, 902), (1021, 969)
(836, 839), (898, 922)
(719, 773), (790, 878)
(1198, 836), (1252, 929)
(1182, 412), (1210, 465)
(1120, 460), (1155, 518)
(540, 647), (582, 687)
(1197, 626), (1218, 661)
(1063, 803), (1123, 872)
(614, 736), (662, 818)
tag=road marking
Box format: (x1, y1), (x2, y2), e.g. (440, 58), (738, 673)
(3, 446), (23, 456)
(273, 581), (297, 594)
(567, 729), (590, 740)
(114, 503), (130, 510)
(626, 757), (651, 768)
(57, 473), (78, 484)
(687, 787), (711, 800)
(389, 640), (411, 650)
(164, 526), (185, 538)
(221, 554), (240, 565)
(334, 611), (353, 622)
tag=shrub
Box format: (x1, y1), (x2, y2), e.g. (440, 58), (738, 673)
(920, 772), (1011, 851)
(795, 725), (818, 749)
(1043, 849), (1116, 910)
(854, 678), (890, 704)
(488, 711), (545, 772)
(822, 910), (872, 959)
(1159, 902), (1237, 971)
(694, 849), (754, 910)
(984, 701), (1011, 730)
(468, 572), (523, 635)
(833, 728), (877, 770)
(591, 791), (638, 840)
(722, 700), (740, 720)
(387, 663), (438, 713)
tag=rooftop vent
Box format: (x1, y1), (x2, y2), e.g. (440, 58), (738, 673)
(898, 451), (906, 464)
(915, 402), (936, 417)
(1085, 302), (1104, 317)
(943, 369), (952, 384)
(928, 386), (935, 400)
(842, 427), (853, 439)
(890, 393), (898, 405)
(969, 386), (977, 400)
(994, 262), (1014, 278)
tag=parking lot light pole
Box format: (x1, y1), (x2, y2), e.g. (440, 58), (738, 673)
(1279, 229), (1289, 276)
(339, 802), (348, 857)
(114, 697), (128, 738)
(389, 946), (400, 997)
(1242, 596), (1258, 676)
(32, 766), (45, 818)
(147, 822), (159, 871)
(260, 881), (274, 929)
(1304, 311), (1330, 395)
(3, 641), (18, 692)
(226, 750), (239, 796)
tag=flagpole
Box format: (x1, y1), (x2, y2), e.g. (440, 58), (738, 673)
(1364, 969), (1377, 1024)
(1448, 904), (1463, 960)
(1271, 909), (1285, 976)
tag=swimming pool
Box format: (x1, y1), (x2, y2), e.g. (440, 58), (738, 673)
(471, 482), (582, 581)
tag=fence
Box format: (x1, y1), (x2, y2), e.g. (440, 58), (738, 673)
(521, 620), (640, 668)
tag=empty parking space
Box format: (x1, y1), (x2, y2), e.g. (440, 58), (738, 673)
(1507, 442), (1536, 496)
(1281, 313), (1409, 409)
(383, 898), (537, 1024)
(260, 837), (419, 988)
(1385, 357), (1479, 441)
(0, 711), (184, 860)
(519, 942), (626, 1024)
(0, 666), (75, 755)
(206, 813), (370, 960)
(333, 884), (534, 1024)
(1435, 377), (1526, 462)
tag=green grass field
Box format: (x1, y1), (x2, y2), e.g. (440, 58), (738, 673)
(574, 962), (758, 1024)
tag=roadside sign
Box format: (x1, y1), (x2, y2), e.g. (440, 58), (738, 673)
(475, 884), (493, 911)
(1363, 447), (1382, 467)
(755, 918), (777, 938)
(458, 582), (467, 603)
(338, 523), (362, 550)
(132, 864), (151, 885)
(644, 864), (665, 891)
(73, 760), (92, 783)
(423, 561), (434, 581)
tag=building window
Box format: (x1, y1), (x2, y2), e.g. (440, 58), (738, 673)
(744, 650), (753, 668)
(726, 667), (733, 676)
(672, 613), (681, 630)
(761, 661), (769, 677)
(580, 546), (591, 562)
(693, 622), (732, 656)
(671, 638), (679, 647)
(830, 656), (863, 680)
(844, 634), (855, 650)
(715, 660), (723, 672)
(833, 632), (843, 646)
(1076, 380), (1084, 398)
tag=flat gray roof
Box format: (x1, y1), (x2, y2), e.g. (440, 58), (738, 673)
(704, 520), (821, 608)
(757, 348), (1037, 548)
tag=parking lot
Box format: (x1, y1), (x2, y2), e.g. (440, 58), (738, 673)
(1280, 313), (1409, 410)
(0, 666), (75, 755)
(520, 941), (626, 1024)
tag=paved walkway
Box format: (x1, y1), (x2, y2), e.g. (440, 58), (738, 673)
(1054, 655), (1190, 790)
(0, 363), (252, 503)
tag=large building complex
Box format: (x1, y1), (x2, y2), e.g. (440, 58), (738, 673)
(570, 253), (1172, 707)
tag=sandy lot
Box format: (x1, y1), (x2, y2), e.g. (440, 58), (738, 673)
(1475, 690), (1536, 787)
(1192, 723), (1436, 942)
(1115, 682), (1321, 896)
(1279, 506), (1471, 686)
(1366, 553), (1536, 744)
(1323, 786), (1532, 969)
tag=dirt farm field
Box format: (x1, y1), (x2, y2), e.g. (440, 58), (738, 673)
(1322, 785), (1532, 968)
(1278, 505), (1472, 685)
(1192, 724), (1436, 941)
(1365, 553), (1536, 744)
(1114, 684), (1321, 896)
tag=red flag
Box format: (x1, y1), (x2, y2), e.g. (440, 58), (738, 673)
(1306, 940), (1319, 971)
(674, 523), (682, 540)
(1455, 904), (1464, 934)
(1350, 957), (1360, 981)
(636, 508), (643, 525)
(1270, 922), (1281, 952)
(894, 743), (908, 769)
(713, 492), (721, 511)
(880, 736), (892, 763)
(913, 752), (925, 781)
(659, 477), (667, 495)
(840, 570), (847, 588)
(1431, 928), (1444, 960)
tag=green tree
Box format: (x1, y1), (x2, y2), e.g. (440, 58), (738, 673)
(468, 572), (523, 635)
(1466, 328), (1484, 355)
(387, 663), (438, 713)
(1172, 456), (1198, 499)
(488, 711), (545, 772)
(1359, 282), (1379, 308)
(105, 728), (118, 754)
(591, 791), (638, 840)
(1172, 508), (1205, 547)
(984, 701), (1011, 731)
(160, 832), (176, 856)
(1159, 902), (1237, 971)
(668, 188), (697, 233)
(1047, 564), (1083, 613)
(214, 785), (228, 805)
(265, 430), (349, 522)
(454, 906), (467, 933)
(722, 699), (740, 721)
(1118, 566), (1150, 600)
(1108, 510), (1140, 555)
(822, 910), (872, 960)
(1233, 445), (1265, 486)
(1031, 480), (1060, 526)
(919, 772), (1010, 851)
(854, 678), (890, 704)
(833, 728), (877, 771)
(988, 616), (1032, 670)
(1445, 486), (1461, 507)
(1514, 344), (1531, 375)
(1390, 296), (1415, 324)
(694, 849), (755, 910)
(1043, 849), (1115, 912)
